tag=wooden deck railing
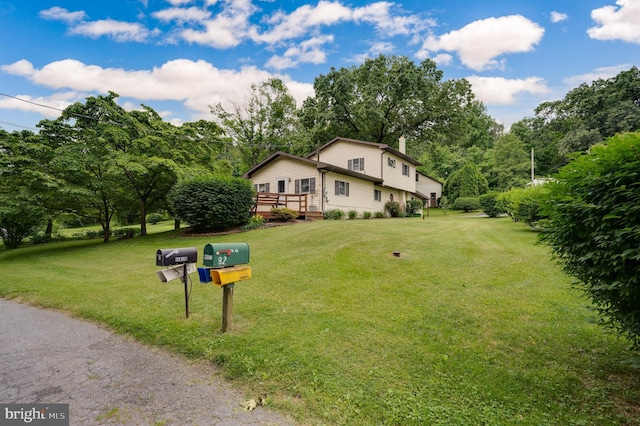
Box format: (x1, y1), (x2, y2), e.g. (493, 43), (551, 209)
(251, 192), (310, 218)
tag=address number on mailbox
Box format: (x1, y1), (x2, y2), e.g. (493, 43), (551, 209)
(203, 243), (250, 268)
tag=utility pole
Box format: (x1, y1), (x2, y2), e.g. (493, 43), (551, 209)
(531, 148), (535, 185)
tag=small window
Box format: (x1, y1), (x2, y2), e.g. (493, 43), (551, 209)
(388, 157), (396, 168)
(255, 183), (270, 192)
(402, 163), (410, 177)
(374, 189), (382, 202)
(335, 180), (349, 196)
(294, 177), (316, 194)
(277, 179), (286, 193)
(348, 158), (365, 171)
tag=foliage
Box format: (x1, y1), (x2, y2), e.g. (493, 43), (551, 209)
(405, 199), (424, 216)
(374, 211), (386, 218)
(347, 210), (358, 220)
(384, 201), (402, 217)
(0, 202), (45, 249)
(212, 78), (305, 171)
(444, 163), (489, 202)
(482, 133), (531, 191)
(241, 215), (266, 231)
(324, 209), (345, 220)
(302, 54), (499, 156)
(479, 193), (504, 217)
(146, 213), (164, 225)
(270, 207), (298, 222)
(168, 176), (254, 232)
(539, 132), (640, 350)
(452, 197), (481, 212)
(512, 66), (640, 176)
(439, 195), (450, 214)
(500, 185), (549, 226)
(362, 211), (372, 219)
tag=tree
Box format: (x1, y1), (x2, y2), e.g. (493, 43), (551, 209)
(0, 130), (48, 248)
(482, 133), (530, 190)
(513, 66), (640, 176)
(443, 163), (488, 203)
(38, 93), (133, 243)
(540, 132), (640, 351)
(301, 54), (498, 156)
(211, 78), (301, 171)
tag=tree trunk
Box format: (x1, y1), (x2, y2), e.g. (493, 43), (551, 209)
(174, 219), (181, 230)
(140, 201), (147, 236)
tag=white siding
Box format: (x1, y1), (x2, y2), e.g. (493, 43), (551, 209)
(250, 157), (322, 211)
(317, 141), (382, 178)
(381, 152), (416, 193)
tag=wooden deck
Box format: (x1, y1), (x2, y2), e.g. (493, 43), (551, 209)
(251, 192), (324, 221)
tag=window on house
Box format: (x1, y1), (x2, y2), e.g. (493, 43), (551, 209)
(348, 158), (365, 171)
(388, 157), (396, 168)
(277, 179), (286, 193)
(255, 183), (270, 192)
(402, 163), (410, 177)
(294, 177), (316, 194)
(335, 180), (349, 196)
(374, 189), (382, 202)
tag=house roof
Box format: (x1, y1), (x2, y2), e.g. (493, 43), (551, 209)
(242, 151), (383, 184)
(308, 137), (422, 166)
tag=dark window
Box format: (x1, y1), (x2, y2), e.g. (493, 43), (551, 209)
(335, 180), (349, 196)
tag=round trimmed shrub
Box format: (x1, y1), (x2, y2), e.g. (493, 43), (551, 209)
(384, 201), (402, 217)
(168, 176), (254, 232)
(479, 193), (504, 217)
(452, 197), (481, 212)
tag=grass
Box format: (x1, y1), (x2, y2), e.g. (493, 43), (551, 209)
(2, 212), (639, 425)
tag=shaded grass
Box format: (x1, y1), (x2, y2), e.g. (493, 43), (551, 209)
(1, 214), (639, 424)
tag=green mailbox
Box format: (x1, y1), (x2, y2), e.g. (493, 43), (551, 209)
(203, 243), (250, 268)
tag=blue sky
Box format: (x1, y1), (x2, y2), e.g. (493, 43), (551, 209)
(1, 0), (639, 132)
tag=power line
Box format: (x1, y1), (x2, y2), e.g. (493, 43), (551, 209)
(0, 92), (66, 113)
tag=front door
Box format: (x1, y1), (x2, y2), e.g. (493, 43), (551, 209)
(430, 193), (437, 208)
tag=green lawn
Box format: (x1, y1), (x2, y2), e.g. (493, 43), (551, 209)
(2, 213), (639, 425)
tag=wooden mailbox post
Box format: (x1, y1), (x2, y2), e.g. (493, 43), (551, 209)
(199, 243), (251, 332)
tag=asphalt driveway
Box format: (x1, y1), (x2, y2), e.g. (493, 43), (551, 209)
(0, 298), (292, 425)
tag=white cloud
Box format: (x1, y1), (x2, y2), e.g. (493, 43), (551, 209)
(563, 64), (634, 85)
(418, 15), (544, 71)
(39, 7), (86, 23)
(465, 75), (550, 105)
(431, 53), (453, 66)
(588, 0), (640, 43)
(550, 11), (568, 23)
(266, 35), (333, 70)
(0, 59), (313, 120)
(252, 1), (351, 44)
(70, 20), (158, 42)
(178, 0), (256, 48)
(153, 6), (211, 23)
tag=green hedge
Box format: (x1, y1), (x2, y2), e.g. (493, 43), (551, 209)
(168, 176), (254, 232)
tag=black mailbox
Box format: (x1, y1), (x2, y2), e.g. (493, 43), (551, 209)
(156, 247), (197, 266)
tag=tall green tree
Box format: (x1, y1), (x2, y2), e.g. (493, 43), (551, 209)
(301, 55), (498, 157)
(513, 66), (640, 176)
(443, 162), (489, 202)
(0, 129), (48, 248)
(482, 133), (531, 190)
(211, 78), (301, 170)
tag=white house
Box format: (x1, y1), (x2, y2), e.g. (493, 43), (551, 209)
(242, 137), (442, 218)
